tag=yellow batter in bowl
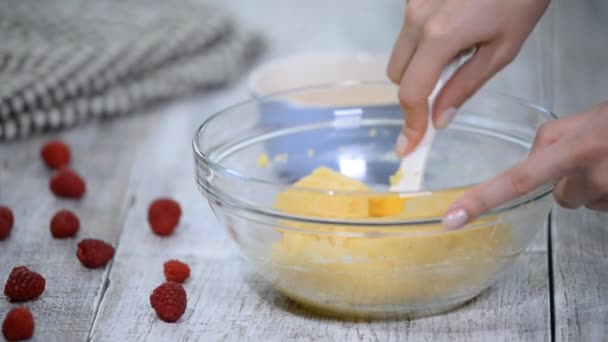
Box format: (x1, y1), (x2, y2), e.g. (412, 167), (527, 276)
(269, 167), (511, 317)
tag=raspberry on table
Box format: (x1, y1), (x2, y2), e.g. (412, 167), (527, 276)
(50, 210), (80, 238)
(150, 282), (187, 323)
(50, 168), (86, 199)
(41, 140), (71, 169)
(3, 266), (46, 302)
(163, 260), (190, 283)
(148, 198), (182, 236)
(76, 239), (115, 269)
(2, 307), (34, 341)
(0, 206), (14, 240)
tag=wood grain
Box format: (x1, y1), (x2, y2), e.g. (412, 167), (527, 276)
(552, 209), (608, 342)
(88, 86), (250, 341)
(0, 114), (150, 341)
(92, 249), (550, 342)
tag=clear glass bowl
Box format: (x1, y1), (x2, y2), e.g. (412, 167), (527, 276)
(193, 82), (555, 318)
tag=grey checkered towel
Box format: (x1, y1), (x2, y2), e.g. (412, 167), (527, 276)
(0, 0), (262, 141)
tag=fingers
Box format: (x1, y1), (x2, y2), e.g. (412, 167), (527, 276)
(432, 44), (507, 129)
(530, 111), (595, 154)
(387, 0), (442, 84)
(443, 138), (576, 229)
(553, 151), (608, 209)
(585, 197), (608, 212)
(553, 173), (598, 209)
(389, 1), (447, 155)
(387, 24), (417, 85)
(396, 24), (466, 155)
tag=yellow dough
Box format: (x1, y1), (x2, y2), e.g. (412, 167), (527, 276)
(256, 153), (270, 168)
(269, 167), (511, 315)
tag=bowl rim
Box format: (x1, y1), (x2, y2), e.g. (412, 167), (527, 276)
(247, 52), (389, 97)
(192, 81), (558, 226)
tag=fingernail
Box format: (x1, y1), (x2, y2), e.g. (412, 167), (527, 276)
(395, 132), (408, 156)
(442, 209), (469, 230)
(434, 107), (457, 130)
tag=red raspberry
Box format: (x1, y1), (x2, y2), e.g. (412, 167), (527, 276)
(2, 307), (34, 341)
(148, 198), (182, 236)
(50, 210), (80, 238)
(50, 168), (86, 199)
(41, 140), (71, 169)
(163, 260), (190, 283)
(0, 206), (14, 240)
(150, 282), (187, 323)
(76, 239), (115, 269)
(3, 266), (46, 302)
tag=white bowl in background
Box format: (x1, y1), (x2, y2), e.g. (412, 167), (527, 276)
(248, 53), (390, 97)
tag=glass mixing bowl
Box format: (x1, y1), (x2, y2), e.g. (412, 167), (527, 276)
(193, 82), (556, 318)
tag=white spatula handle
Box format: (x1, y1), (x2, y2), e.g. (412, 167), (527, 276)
(391, 47), (476, 192)
(430, 47), (477, 103)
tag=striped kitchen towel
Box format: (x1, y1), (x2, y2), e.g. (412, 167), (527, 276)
(0, 0), (262, 141)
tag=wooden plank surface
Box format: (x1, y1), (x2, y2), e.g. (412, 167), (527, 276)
(552, 209), (608, 342)
(93, 248), (550, 342)
(0, 114), (151, 341)
(88, 87), (248, 341)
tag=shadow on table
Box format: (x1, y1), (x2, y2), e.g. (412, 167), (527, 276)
(240, 266), (491, 323)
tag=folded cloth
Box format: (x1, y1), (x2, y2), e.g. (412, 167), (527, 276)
(0, 0), (262, 141)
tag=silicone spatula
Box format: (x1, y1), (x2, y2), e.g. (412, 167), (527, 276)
(390, 48), (476, 192)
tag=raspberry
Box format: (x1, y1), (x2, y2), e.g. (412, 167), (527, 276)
(41, 140), (71, 169)
(76, 239), (115, 269)
(150, 282), (187, 323)
(163, 260), (190, 283)
(50, 168), (86, 199)
(3, 266), (46, 302)
(2, 307), (34, 341)
(50, 210), (80, 238)
(0, 206), (14, 240)
(148, 198), (182, 236)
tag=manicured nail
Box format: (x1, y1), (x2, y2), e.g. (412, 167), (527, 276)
(395, 132), (408, 156)
(434, 107), (457, 130)
(442, 209), (469, 230)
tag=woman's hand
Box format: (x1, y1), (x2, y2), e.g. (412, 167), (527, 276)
(388, 0), (550, 155)
(443, 102), (608, 230)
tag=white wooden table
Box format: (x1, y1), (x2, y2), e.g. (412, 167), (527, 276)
(1, 1), (607, 341)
